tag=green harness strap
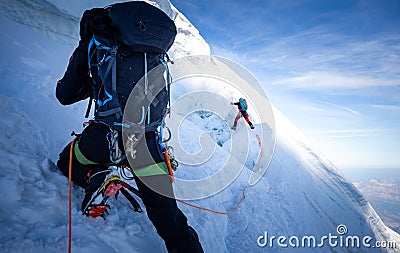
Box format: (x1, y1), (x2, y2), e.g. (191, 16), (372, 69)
(133, 163), (168, 176)
(74, 142), (98, 165)
(74, 141), (168, 176)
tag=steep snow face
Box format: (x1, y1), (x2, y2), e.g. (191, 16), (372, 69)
(0, 1), (399, 253)
(267, 109), (400, 250)
(0, 0), (210, 56)
(174, 97), (400, 252)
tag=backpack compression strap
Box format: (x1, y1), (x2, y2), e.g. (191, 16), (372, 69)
(87, 37), (123, 120)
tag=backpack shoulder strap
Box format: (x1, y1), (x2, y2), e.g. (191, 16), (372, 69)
(87, 36), (123, 120)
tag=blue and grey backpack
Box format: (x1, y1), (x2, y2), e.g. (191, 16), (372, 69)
(239, 98), (248, 112)
(81, 1), (177, 132)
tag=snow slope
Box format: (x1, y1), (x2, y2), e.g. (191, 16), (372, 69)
(0, 0), (210, 56)
(0, 1), (399, 252)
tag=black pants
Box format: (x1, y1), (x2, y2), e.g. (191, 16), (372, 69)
(57, 123), (203, 253)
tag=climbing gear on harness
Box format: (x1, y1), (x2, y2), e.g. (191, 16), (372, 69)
(125, 133), (140, 160)
(106, 127), (125, 164)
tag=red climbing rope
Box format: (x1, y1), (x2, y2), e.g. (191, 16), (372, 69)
(176, 189), (246, 215)
(68, 138), (78, 253)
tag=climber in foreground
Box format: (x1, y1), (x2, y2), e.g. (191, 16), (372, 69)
(55, 2), (203, 252)
(231, 98), (255, 130)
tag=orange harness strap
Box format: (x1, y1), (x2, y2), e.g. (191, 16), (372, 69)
(164, 150), (175, 183)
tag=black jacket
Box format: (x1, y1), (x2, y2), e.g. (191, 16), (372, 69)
(234, 102), (243, 111)
(56, 40), (91, 105)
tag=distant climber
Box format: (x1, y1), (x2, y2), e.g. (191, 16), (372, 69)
(231, 98), (254, 130)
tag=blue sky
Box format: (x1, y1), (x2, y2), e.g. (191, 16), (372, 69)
(170, 0), (400, 169)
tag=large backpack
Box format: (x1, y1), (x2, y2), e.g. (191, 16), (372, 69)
(81, 1), (177, 132)
(239, 98), (248, 112)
